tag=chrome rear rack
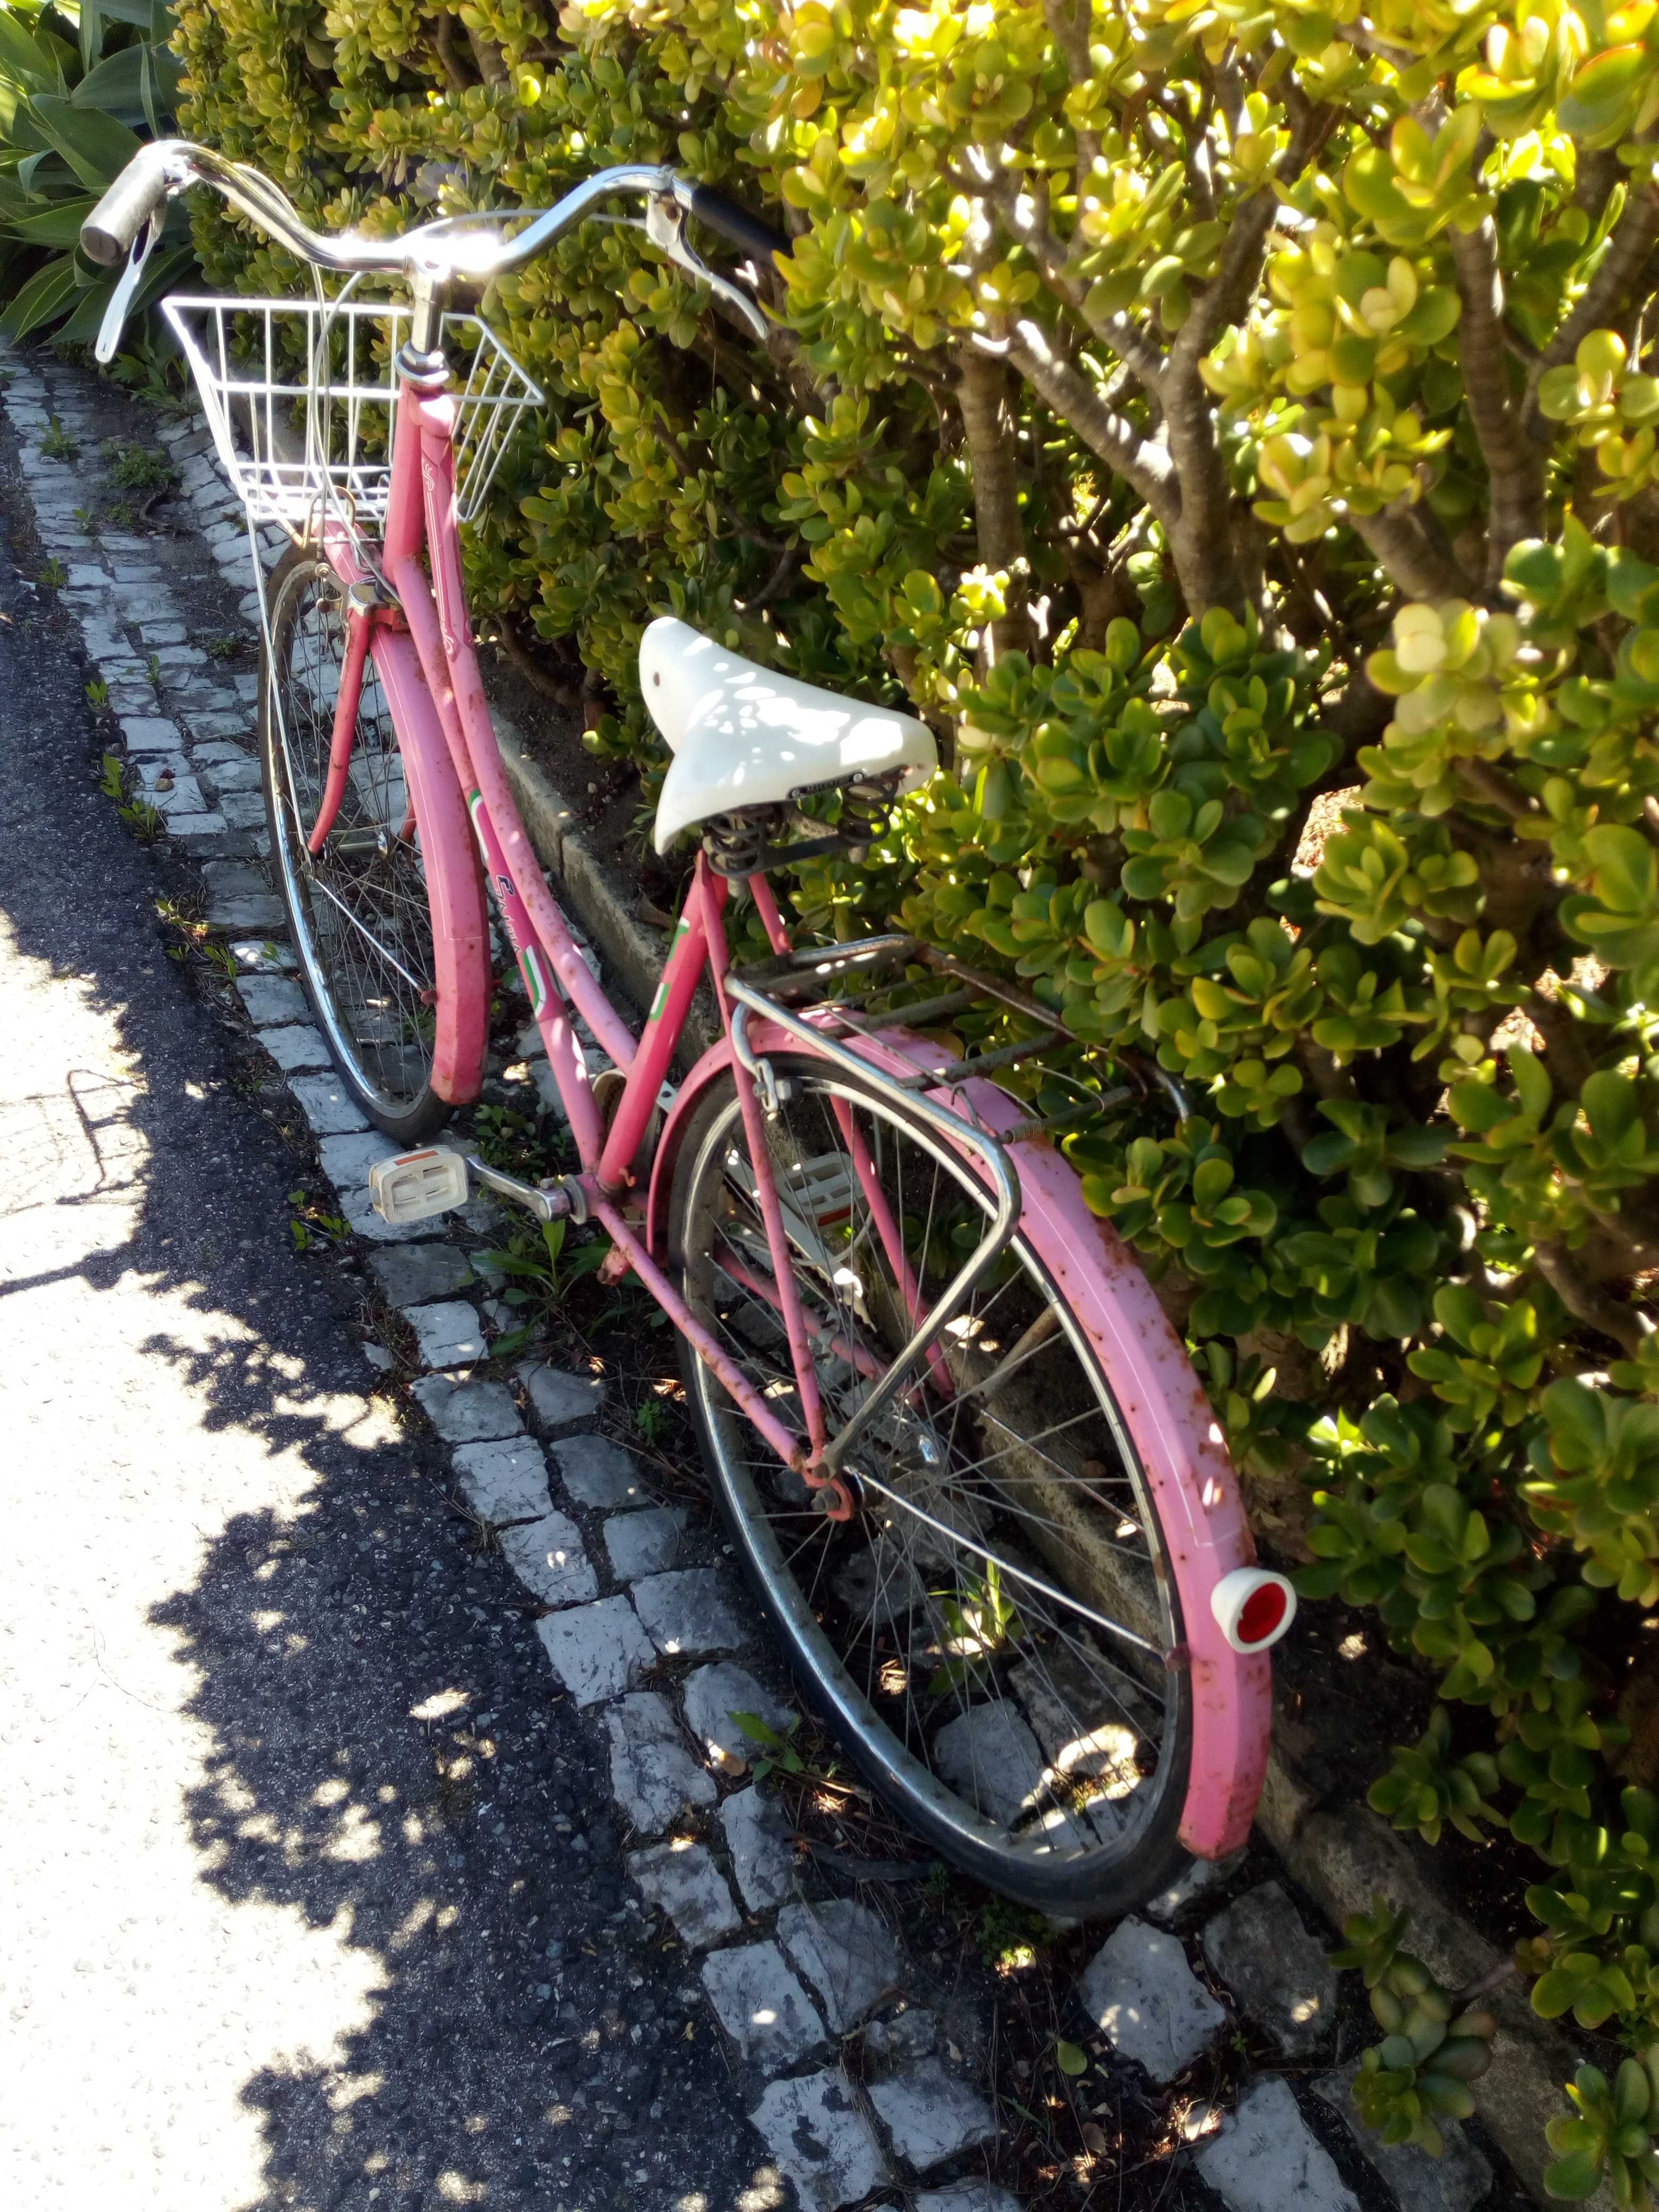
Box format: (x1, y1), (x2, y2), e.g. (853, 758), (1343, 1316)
(728, 931), (1191, 1126)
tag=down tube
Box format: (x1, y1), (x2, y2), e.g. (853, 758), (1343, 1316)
(596, 870), (724, 1190)
(467, 784), (604, 1166)
(306, 508), (492, 1107)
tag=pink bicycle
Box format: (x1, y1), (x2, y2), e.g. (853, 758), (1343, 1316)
(86, 144), (1295, 1914)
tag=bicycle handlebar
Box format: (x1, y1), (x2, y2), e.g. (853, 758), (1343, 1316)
(82, 140), (789, 294)
(81, 143), (172, 265)
(682, 183), (789, 269)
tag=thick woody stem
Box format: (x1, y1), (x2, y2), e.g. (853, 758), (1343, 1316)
(984, 321), (1180, 531)
(969, 166), (1169, 393)
(431, 14), (474, 92)
(1527, 988), (1600, 1098)
(1043, 0), (1099, 175)
(957, 348), (1029, 663)
(495, 616), (576, 705)
(1532, 1243), (1650, 1358)
(1350, 499), (1478, 603)
(1449, 220), (1544, 581)
(464, 24), (507, 85)
(1527, 181), (1659, 423)
(1152, 105), (1329, 616)
(1171, 183), (1283, 375)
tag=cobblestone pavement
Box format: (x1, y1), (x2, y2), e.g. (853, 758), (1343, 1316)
(0, 339), (1524, 2212)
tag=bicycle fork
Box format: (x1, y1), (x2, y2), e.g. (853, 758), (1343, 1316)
(303, 576), (411, 856)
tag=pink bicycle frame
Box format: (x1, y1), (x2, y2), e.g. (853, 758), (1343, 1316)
(311, 363), (1273, 1861)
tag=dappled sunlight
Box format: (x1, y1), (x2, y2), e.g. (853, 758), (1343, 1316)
(0, 934), (408, 2208)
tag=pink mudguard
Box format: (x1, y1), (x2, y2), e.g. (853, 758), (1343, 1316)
(646, 1020), (1272, 1861)
(320, 530), (490, 1107)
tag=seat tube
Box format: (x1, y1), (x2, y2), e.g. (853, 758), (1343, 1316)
(702, 860), (827, 1456)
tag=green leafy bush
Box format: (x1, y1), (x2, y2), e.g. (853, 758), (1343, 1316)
(110, 0), (1659, 2177)
(0, 2), (194, 346)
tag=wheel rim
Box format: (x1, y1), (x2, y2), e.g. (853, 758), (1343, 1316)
(265, 559), (437, 1120)
(679, 1067), (1187, 1883)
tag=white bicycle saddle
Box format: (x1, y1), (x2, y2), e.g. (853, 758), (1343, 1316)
(640, 616), (936, 853)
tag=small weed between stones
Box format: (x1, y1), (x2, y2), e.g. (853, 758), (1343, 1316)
(155, 897), (245, 993)
(100, 752), (163, 843)
(633, 1392), (676, 1449)
(471, 1098), (571, 1184)
(288, 1187), (348, 1253)
(39, 416), (76, 460)
(100, 438), (175, 494)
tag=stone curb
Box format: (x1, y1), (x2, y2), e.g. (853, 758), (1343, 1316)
(0, 335), (1572, 2212)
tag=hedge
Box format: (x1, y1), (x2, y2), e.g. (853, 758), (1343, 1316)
(153, 0), (1659, 2184)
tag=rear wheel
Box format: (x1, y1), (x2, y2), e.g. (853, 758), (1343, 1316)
(260, 543), (449, 1142)
(669, 1054), (1192, 1917)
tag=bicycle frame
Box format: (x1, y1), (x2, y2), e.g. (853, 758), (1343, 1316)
(296, 365), (960, 1480)
(274, 355), (1279, 1863)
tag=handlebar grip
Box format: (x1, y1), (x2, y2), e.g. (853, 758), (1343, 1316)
(685, 185), (788, 269)
(81, 148), (173, 267)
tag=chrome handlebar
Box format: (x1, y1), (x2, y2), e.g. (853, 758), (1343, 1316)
(82, 142), (778, 347)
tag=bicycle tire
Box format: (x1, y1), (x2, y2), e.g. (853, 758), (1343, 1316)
(260, 543), (451, 1143)
(668, 1052), (1193, 1918)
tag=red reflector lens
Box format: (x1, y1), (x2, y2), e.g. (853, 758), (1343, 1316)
(1236, 1582), (1288, 1646)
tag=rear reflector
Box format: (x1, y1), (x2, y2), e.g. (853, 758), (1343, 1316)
(1211, 1566), (1297, 1654)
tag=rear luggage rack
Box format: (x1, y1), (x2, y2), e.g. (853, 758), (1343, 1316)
(728, 931), (1190, 1132)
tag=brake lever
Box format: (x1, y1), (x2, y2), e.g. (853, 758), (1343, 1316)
(643, 193), (769, 343)
(95, 211), (161, 366)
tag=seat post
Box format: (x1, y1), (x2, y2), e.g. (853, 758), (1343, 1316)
(746, 871), (793, 957)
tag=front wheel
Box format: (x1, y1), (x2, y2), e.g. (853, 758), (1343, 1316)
(260, 543), (450, 1142)
(668, 1053), (1193, 1918)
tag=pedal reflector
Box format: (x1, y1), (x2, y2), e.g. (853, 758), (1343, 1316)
(367, 1147), (469, 1226)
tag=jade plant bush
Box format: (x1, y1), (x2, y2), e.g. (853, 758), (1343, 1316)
(119, 0), (1659, 2180)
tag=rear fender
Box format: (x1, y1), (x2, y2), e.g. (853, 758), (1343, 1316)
(646, 1021), (1270, 1860)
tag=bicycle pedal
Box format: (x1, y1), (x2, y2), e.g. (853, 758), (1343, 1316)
(367, 1146), (470, 1225)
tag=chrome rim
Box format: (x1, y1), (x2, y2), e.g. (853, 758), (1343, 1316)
(678, 1066), (1186, 1879)
(265, 559), (436, 1119)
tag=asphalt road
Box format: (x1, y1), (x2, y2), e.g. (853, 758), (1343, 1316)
(0, 430), (776, 2212)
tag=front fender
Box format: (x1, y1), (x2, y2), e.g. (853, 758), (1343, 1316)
(645, 1018), (1270, 1861)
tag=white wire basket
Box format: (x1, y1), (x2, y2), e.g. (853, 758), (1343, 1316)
(161, 295), (544, 535)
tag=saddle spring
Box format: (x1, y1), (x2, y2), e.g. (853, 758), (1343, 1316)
(700, 774), (903, 877)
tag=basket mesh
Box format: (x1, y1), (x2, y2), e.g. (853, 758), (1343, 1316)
(162, 295), (542, 534)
